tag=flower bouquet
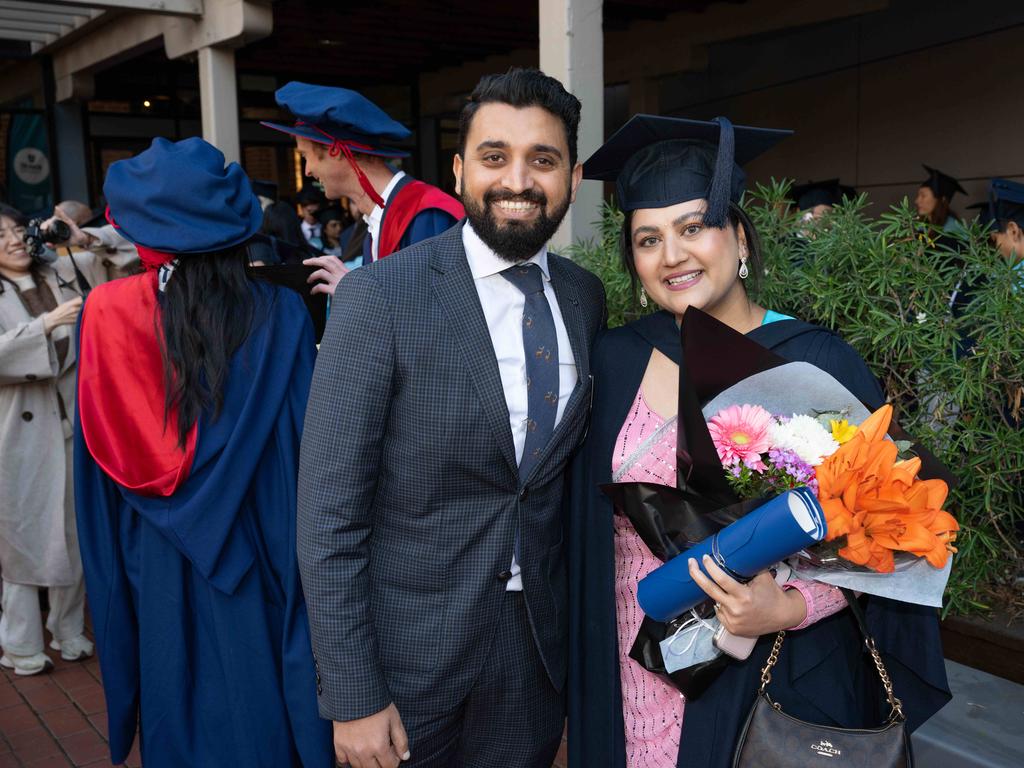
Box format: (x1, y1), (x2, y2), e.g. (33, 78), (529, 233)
(601, 308), (956, 699)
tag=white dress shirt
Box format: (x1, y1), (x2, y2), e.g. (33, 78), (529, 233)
(300, 219), (321, 243)
(462, 222), (577, 591)
(363, 171), (406, 262)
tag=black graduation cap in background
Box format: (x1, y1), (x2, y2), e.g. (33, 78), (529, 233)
(582, 114), (792, 227)
(965, 201), (993, 228)
(920, 165), (966, 200)
(251, 179), (278, 201)
(790, 179), (857, 211)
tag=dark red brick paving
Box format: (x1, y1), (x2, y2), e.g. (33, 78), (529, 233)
(0, 634), (139, 768)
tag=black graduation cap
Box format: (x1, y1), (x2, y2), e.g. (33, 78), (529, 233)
(920, 165), (966, 200)
(251, 179), (278, 201)
(989, 178), (1024, 227)
(965, 201), (993, 228)
(316, 206), (346, 226)
(790, 179), (857, 211)
(582, 114), (792, 227)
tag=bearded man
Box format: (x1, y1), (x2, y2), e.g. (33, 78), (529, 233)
(297, 68), (606, 768)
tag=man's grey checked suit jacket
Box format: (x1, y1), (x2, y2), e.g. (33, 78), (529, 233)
(297, 222), (606, 722)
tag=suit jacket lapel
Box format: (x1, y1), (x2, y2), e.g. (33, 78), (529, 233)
(430, 226), (518, 475)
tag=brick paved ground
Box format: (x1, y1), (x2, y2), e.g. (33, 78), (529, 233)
(0, 628), (568, 768)
(0, 634), (139, 768)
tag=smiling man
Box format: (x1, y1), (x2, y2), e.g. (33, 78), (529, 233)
(297, 68), (606, 768)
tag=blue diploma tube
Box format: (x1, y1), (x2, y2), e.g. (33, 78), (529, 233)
(636, 487), (827, 622)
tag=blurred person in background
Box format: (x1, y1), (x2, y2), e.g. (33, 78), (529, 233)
(263, 82), (463, 296)
(74, 137), (332, 767)
(985, 178), (1024, 269)
(297, 185), (326, 244)
(0, 203), (106, 676)
(250, 200), (322, 266)
(916, 165), (966, 234)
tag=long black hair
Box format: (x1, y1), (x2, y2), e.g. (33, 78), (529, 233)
(619, 200), (764, 297)
(159, 245), (256, 446)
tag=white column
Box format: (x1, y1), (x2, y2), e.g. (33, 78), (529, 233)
(197, 45), (240, 164)
(539, 0), (603, 253)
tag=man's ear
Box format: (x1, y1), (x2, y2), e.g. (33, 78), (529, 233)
(568, 162), (583, 204)
(452, 154), (463, 196)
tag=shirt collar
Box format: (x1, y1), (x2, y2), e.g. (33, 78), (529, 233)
(462, 221), (550, 281)
(363, 170), (407, 229)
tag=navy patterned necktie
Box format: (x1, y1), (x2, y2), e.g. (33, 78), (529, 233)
(501, 262), (559, 485)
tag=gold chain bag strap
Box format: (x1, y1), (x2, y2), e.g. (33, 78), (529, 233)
(732, 588), (912, 768)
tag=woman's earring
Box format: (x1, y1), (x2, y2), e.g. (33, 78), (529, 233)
(738, 255), (749, 280)
(639, 286), (649, 308)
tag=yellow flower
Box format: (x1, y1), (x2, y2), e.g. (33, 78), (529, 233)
(830, 418), (857, 444)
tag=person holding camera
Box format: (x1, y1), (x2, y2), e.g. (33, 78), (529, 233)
(0, 203), (107, 675)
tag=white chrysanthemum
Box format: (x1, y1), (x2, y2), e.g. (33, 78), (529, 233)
(768, 415), (839, 466)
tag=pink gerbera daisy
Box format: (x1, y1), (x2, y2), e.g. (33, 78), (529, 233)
(707, 404), (774, 470)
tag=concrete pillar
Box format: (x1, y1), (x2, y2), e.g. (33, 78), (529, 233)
(198, 45), (240, 164)
(539, 0), (603, 253)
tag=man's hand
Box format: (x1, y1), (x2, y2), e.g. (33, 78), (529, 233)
(43, 297), (83, 335)
(42, 207), (97, 250)
(333, 703), (410, 768)
(304, 255), (349, 297)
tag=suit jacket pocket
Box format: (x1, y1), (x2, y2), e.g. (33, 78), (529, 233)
(370, 546), (444, 676)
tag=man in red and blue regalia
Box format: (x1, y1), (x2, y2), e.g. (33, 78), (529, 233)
(263, 82), (464, 294)
(74, 137), (333, 767)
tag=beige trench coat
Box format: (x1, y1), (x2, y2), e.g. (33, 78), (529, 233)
(0, 252), (108, 587)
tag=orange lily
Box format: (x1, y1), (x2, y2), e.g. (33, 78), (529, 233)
(815, 405), (957, 573)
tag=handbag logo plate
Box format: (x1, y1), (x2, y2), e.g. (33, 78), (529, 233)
(810, 739), (842, 758)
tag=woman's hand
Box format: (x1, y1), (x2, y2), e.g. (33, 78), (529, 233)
(43, 297), (83, 335)
(687, 554), (806, 637)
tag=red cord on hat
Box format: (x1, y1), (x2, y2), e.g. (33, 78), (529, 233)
(297, 122), (386, 208)
(106, 206), (175, 270)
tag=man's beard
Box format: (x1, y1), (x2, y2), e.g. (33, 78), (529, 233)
(462, 181), (571, 263)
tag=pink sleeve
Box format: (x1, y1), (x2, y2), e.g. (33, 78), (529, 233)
(782, 579), (848, 630)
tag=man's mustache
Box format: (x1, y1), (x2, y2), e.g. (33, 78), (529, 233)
(484, 189), (547, 206)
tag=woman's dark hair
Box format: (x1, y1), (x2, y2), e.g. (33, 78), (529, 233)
(0, 203), (50, 295)
(458, 67), (582, 166)
(925, 191), (954, 228)
(619, 201), (764, 300)
(160, 245), (257, 446)
(262, 201), (318, 254)
(0, 203), (28, 227)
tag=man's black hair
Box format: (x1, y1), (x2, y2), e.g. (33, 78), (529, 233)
(458, 68), (582, 166)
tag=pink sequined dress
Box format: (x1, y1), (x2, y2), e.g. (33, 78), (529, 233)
(611, 387), (846, 767)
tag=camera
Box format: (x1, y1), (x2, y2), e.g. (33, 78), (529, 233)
(25, 218), (71, 263)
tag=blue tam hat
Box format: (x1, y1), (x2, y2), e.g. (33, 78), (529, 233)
(261, 81), (411, 158)
(989, 178), (1024, 229)
(582, 114), (791, 228)
(104, 137), (262, 254)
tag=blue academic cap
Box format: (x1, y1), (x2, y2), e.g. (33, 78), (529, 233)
(104, 137), (262, 254)
(989, 178), (1024, 227)
(582, 114), (791, 227)
(261, 81), (411, 158)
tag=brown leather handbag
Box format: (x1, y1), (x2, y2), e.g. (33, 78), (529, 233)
(732, 590), (913, 768)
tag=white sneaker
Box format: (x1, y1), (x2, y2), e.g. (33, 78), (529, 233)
(49, 634), (94, 661)
(0, 652), (54, 676)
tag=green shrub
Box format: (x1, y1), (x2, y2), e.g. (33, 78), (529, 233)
(570, 184), (1023, 616)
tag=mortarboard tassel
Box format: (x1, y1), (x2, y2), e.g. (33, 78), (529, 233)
(704, 117), (734, 229)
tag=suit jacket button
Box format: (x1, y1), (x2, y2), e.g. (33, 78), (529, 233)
(21, 411), (33, 422)
(497, 570), (513, 582)
(25, 374), (37, 381)
(519, 487), (528, 501)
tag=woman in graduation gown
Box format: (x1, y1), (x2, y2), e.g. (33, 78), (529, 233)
(74, 138), (333, 768)
(566, 116), (951, 767)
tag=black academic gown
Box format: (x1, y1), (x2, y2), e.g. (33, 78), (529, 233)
(567, 310), (951, 768)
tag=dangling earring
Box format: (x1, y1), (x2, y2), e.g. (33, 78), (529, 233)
(738, 253), (749, 280)
(639, 286), (649, 308)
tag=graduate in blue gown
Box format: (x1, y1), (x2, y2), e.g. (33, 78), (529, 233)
(567, 116), (951, 768)
(74, 137), (333, 768)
